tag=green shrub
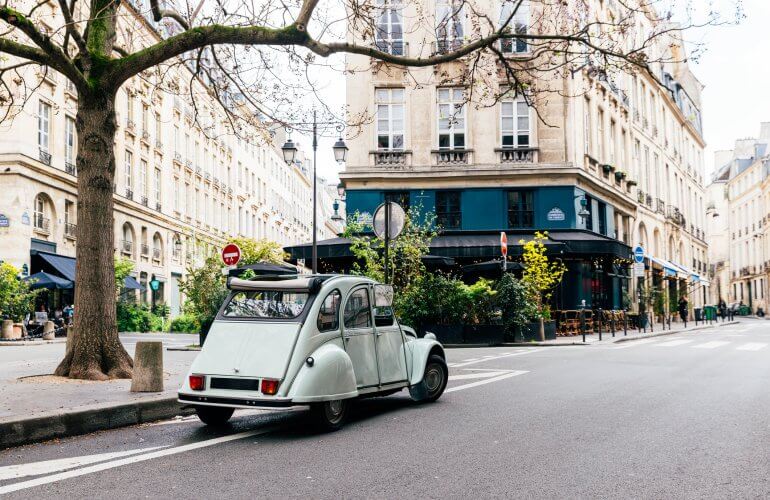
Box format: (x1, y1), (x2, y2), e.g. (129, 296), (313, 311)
(495, 274), (535, 332)
(169, 314), (200, 333)
(117, 302), (165, 332)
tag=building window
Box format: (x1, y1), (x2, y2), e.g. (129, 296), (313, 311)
(436, 191), (461, 229)
(126, 92), (134, 124)
(437, 87), (465, 149)
(65, 116), (76, 166)
(37, 101), (51, 152)
(154, 167), (162, 207)
(155, 113), (162, 142)
(173, 177), (180, 211)
(124, 150), (133, 192)
(139, 159), (148, 200)
(375, 88), (405, 150)
(384, 191), (410, 213)
(597, 202), (607, 236)
(501, 96), (530, 148)
(436, 0), (464, 53)
(507, 190), (533, 228)
(375, 0), (403, 55)
(499, 0), (529, 54)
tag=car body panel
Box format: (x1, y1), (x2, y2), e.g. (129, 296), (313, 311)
(405, 337), (445, 386)
(287, 342), (358, 402)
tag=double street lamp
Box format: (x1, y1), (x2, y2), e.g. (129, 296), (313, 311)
(281, 110), (348, 274)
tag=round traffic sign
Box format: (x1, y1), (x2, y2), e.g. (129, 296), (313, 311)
(221, 243), (241, 266)
(372, 202), (406, 240)
(633, 246), (645, 264)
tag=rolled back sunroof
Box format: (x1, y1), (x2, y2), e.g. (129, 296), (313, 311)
(228, 277), (324, 293)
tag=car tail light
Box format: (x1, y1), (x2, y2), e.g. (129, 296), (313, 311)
(189, 374), (206, 391)
(261, 379), (279, 395)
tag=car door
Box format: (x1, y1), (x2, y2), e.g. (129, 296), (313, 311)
(342, 286), (380, 389)
(373, 306), (408, 385)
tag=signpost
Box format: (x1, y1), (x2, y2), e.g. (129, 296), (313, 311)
(221, 243), (241, 267)
(500, 232), (508, 272)
(373, 202), (405, 284)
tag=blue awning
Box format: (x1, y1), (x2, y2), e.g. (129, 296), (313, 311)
(24, 271), (73, 290)
(646, 255), (680, 277)
(31, 251), (145, 290)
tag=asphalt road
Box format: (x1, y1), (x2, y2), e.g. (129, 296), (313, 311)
(1, 319), (769, 499)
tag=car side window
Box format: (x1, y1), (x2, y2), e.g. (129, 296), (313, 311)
(317, 290), (341, 332)
(344, 287), (372, 329)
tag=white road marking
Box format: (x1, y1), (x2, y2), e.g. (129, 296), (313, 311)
(461, 358), (480, 362)
(693, 341), (730, 349)
(451, 349), (541, 368)
(446, 370), (528, 393)
(449, 370), (509, 381)
(0, 428), (278, 495)
(655, 339), (693, 347)
(0, 446), (167, 481)
(611, 338), (662, 349)
(736, 343), (767, 351)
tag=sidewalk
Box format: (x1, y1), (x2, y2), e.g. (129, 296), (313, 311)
(0, 333), (199, 449)
(507, 319), (740, 346)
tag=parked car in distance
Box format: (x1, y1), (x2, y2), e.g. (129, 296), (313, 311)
(178, 274), (448, 430)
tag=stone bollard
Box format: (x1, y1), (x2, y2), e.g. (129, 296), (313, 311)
(42, 321), (55, 340)
(131, 341), (164, 392)
(1, 320), (14, 339)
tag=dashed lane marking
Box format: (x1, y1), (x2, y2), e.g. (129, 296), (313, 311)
(693, 341), (730, 349)
(445, 370), (528, 393)
(655, 339), (693, 347)
(449, 370), (509, 381)
(736, 342), (768, 351)
(610, 338), (662, 349)
(450, 349), (542, 368)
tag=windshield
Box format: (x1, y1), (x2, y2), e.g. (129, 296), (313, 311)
(222, 290), (310, 319)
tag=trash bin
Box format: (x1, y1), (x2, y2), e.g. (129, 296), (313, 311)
(739, 305), (750, 316)
(694, 308), (702, 322)
(703, 306), (716, 321)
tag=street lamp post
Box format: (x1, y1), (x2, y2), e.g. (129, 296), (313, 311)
(281, 113), (348, 274)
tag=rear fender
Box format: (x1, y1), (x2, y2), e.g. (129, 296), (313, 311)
(408, 339), (445, 386)
(286, 343), (358, 403)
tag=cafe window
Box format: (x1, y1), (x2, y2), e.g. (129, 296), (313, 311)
(344, 288), (372, 329)
(384, 191), (410, 213)
(507, 190), (533, 228)
(436, 191), (461, 229)
(317, 290), (341, 332)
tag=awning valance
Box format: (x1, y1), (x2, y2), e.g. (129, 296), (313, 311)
(32, 250), (145, 290)
(24, 271), (73, 290)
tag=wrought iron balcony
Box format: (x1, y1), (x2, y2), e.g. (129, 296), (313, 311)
(39, 149), (51, 166)
(64, 222), (76, 238)
(152, 247), (161, 260)
(33, 214), (50, 233)
(141, 244), (150, 256)
(121, 240), (133, 254)
(125, 188), (133, 199)
(141, 196), (148, 206)
(65, 162), (77, 175)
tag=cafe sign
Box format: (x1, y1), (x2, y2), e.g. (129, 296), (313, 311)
(547, 207), (565, 222)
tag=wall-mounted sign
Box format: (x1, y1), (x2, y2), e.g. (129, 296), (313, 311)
(21, 211), (30, 225)
(356, 211), (373, 226)
(0, 214), (8, 228)
(547, 207), (565, 222)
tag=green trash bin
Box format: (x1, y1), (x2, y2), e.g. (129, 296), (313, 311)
(703, 306), (716, 321)
(739, 305), (751, 316)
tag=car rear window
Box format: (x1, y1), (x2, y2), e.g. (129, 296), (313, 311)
(222, 291), (310, 319)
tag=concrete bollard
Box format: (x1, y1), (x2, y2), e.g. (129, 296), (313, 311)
(42, 321), (55, 340)
(1, 320), (14, 339)
(131, 341), (164, 392)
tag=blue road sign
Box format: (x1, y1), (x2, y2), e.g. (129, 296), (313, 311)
(633, 246), (645, 264)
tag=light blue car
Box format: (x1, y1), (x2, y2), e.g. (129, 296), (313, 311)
(178, 274), (448, 430)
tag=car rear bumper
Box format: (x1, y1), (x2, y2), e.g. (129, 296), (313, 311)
(178, 392), (297, 409)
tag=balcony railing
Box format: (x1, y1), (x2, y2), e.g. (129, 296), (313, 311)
(656, 199), (666, 214)
(497, 147), (537, 164)
(141, 244), (150, 256)
(65, 162), (77, 175)
(433, 149), (471, 166)
(152, 247), (161, 260)
(39, 149), (51, 166)
(155, 202), (162, 212)
(141, 130), (150, 141)
(172, 248), (182, 262)
(33, 213), (50, 233)
(126, 120), (136, 132)
(125, 188), (133, 199)
(121, 240), (133, 254)
(637, 190), (645, 204)
(371, 150), (411, 167)
(64, 222), (76, 238)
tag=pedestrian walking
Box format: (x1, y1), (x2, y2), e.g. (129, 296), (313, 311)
(718, 299), (727, 322)
(678, 295), (689, 327)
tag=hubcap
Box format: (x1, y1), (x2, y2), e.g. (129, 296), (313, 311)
(425, 364), (443, 394)
(326, 400), (344, 422)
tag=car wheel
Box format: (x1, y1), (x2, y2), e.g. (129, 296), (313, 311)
(310, 399), (348, 431)
(195, 406), (234, 426)
(410, 354), (448, 403)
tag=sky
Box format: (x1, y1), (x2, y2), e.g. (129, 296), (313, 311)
(301, 0), (769, 184)
(685, 0), (770, 178)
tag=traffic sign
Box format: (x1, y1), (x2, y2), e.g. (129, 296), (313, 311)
(634, 262), (645, 277)
(633, 246), (645, 264)
(372, 202), (406, 240)
(221, 243), (241, 266)
(500, 232), (508, 257)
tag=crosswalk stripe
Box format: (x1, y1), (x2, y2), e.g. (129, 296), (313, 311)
(693, 341), (730, 349)
(611, 338), (662, 349)
(736, 343), (767, 351)
(655, 339), (693, 347)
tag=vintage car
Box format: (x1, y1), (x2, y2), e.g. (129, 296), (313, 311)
(178, 274), (448, 430)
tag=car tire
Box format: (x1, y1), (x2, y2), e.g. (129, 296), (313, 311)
(195, 406), (234, 426)
(309, 399), (348, 432)
(410, 354), (448, 403)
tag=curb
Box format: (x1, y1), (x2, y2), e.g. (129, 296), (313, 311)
(612, 321), (739, 343)
(0, 395), (193, 450)
(0, 338), (67, 346)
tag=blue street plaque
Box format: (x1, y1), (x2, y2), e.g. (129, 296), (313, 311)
(633, 246), (645, 264)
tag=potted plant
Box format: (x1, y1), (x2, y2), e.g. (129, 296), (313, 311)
(626, 179), (637, 187)
(602, 164), (615, 174)
(0, 263), (39, 339)
(519, 232), (567, 341)
(397, 274), (466, 344)
(615, 170), (627, 181)
(461, 278), (504, 345)
(495, 274), (534, 342)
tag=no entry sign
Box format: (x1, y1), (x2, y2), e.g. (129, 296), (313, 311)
(221, 243), (241, 266)
(500, 232), (508, 257)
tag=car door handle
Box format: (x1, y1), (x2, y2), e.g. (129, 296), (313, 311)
(375, 331), (383, 337)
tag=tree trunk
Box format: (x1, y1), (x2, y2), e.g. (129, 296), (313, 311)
(55, 91), (133, 380)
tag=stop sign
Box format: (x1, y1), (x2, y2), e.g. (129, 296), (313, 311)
(500, 232), (508, 257)
(221, 243), (241, 266)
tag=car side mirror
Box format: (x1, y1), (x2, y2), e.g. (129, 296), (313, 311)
(373, 284), (394, 307)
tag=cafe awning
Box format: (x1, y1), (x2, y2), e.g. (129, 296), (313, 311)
(31, 250), (145, 290)
(646, 255), (681, 278)
(24, 271), (73, 290)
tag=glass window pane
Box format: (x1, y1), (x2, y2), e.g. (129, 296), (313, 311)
(502, 117), (514, 131)
(392, 89), (404, 101)
(502, 135), (514, 147)
(376, 89), (388, 101)
(393, 135), (404, 149)
(378, 136), (390, 149)
(438, 89), (450, 101)
(439, 134), (450, 148)
(454, 133), (465, 148)
(518, 134), (529, 146)
(502, 102), (513, 115)
(453, 89), (464, 101)
(517, 116), (529, 130)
